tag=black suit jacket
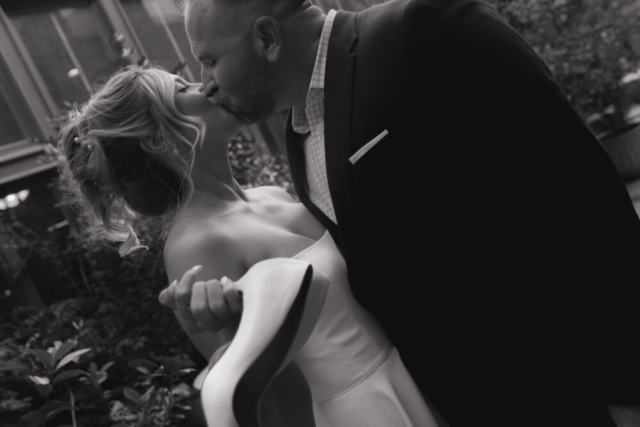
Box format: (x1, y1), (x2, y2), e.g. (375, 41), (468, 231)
(286, 1), (640, 425)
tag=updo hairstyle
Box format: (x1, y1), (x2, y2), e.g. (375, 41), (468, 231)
(57, 65), (204, 256)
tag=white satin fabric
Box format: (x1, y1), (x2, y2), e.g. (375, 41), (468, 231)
(293, 232), (439, 427)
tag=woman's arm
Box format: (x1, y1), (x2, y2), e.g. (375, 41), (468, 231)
(163, 227), (247, 360)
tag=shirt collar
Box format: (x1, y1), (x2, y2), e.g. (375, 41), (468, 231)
(292, 9), (337, 134)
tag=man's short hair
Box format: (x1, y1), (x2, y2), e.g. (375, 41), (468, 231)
(174, 0), (304, 17)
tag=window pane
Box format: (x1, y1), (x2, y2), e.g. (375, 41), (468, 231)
(0, 80), (27, 147)
(121, 0), (198, 81)
(10, 5), (123, 109)
(55, 8), (123, 87)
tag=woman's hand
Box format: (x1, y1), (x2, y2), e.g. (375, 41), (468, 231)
(158, 265), (243, 334)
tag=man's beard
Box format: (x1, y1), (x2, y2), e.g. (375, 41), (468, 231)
(217, 49), (279, 125)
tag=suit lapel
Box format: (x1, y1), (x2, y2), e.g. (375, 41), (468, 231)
(324, 10), (358, 258)
(284, 10), (359, 254)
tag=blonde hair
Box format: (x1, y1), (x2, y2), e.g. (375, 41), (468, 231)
(58, 65), (204, 256)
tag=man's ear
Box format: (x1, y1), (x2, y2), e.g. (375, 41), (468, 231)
(252, 16), (281, 62)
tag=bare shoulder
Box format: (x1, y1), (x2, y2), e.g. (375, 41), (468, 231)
(248, 186), (296, 202)
(164, 216), (247, 284)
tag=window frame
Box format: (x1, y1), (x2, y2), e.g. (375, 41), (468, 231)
(0, 0), (147, 183)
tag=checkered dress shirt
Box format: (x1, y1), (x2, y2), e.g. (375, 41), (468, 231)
(291, 9), (337, 224)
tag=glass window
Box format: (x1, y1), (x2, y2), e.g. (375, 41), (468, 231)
(120, 0), (198, 82)
(0, 78), (27, 147)
(9, 4), (124, 109)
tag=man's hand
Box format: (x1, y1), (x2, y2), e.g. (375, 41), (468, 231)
(158, 265), (243, 334)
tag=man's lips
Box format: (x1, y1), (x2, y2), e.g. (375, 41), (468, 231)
(205, 93), (237, 117)
(205, 88), (219, 104)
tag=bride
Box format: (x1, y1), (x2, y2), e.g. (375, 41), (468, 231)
(58, 64), (440, 427)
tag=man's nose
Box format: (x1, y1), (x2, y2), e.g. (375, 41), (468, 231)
(201, 69), (216, 96)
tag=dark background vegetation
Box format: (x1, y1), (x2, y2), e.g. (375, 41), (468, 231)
(489, 0), (640, 136)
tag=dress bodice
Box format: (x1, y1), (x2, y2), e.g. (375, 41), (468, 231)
(293, 231), (393, 402)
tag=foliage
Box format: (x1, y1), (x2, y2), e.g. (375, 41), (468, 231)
(487, 0), (640, 135)
(0, 326), (199, 427)
(109, 357), (198, 427)
(228, 127), (295, 197)
(0, 216), (205, 426)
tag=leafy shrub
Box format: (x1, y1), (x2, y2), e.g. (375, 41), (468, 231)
(1, 329), (199, 427)
(489, 0), (640, 134)
(0, 223), (203, 427)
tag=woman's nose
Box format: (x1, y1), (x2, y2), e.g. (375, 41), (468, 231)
(202, 79), (217, 97)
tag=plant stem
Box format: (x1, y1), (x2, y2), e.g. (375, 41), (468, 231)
(160, 387), (169, 427)
(68, 387), (77, 427)
(77, 253), (92, 295)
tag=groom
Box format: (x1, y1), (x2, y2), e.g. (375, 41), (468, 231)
(168, 0), (640, 425)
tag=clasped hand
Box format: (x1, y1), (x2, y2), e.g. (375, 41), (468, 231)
(158, 265), (243, 334)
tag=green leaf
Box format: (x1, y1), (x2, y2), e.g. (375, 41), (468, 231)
(71, 319), (84, 330)
(134, 366), (150, 375)
(0, 359), (31, 373)
(51, 340), (77, 367)
(28, 375), (50, 385)
(123, 387), (144, 406)
(96, 372), (108, 384)
(37, 399), (62, 413)
(20, 411), (46, 423)
(55, 348), (91, 370)
(88, 362), (99, 376)
(171, 383), (192, 397)
(100, 361), (115, 372)
(26, 349), (52, 368)
(13, 418), (44, 427)
(41, 400), (69, 420)
(164, 358), (196, 374)
(173, 403), (193, 411)
(34, 383), (53, 399)
(127, 358), (158, 371)
(53, 369), (85, 384)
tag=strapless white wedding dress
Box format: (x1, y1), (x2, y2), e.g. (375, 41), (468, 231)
(292, 231), (438, 427)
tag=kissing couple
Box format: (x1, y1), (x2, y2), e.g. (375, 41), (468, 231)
(58, 0), (640, 426)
